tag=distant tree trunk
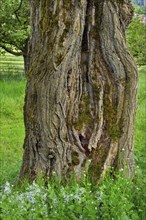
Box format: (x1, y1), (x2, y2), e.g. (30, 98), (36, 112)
(22, 38), (30, 74)
(20, 0), (138, 182)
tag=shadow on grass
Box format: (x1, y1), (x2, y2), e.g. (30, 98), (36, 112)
(0, 72), (26, 81)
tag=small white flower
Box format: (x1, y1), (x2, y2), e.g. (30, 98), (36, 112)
(4, 182), (11, 195)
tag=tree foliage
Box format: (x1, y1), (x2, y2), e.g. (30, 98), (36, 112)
(126, 17), (146, 65)
(0, 0), (30, 56)
(131, 1), (146, 14)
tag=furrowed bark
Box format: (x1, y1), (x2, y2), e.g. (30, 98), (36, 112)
(20, 0), (138, 182)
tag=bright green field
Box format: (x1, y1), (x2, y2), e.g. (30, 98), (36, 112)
(0, 53), (24, 76)
(0, 54), (25, 185)
(134, 66), (146, 171)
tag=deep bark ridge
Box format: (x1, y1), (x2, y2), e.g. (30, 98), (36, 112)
(20, 0), (138, 182)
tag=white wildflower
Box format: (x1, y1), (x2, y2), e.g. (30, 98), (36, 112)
(4, 182), (11, 195)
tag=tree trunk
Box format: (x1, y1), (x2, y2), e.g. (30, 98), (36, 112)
(22, 38), (30, 74)
(20, 0), (138, 182)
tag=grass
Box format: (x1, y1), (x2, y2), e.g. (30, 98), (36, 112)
(0, 171), (146, 219)
(0, 54), (146, 219)
(0, 54), (25, 185)
(134, 66), (146, 171)
(0, 53), (24, 76)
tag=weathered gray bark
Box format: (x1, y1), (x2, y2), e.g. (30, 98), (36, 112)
(20, 0), (138, 182)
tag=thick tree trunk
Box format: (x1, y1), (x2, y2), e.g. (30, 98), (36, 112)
(20, 0), (138, 182)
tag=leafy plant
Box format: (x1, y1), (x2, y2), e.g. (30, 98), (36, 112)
(0, 171), (146, 220)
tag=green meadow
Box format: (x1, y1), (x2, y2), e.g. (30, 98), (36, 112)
(0, 54), (25, 185)
(0, 54), (146, 219)
(134, 66), (146, 171)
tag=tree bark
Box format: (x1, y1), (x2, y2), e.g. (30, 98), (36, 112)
(20, 0), (138, 182)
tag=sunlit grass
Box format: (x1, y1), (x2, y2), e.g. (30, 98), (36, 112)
(0, 55), (25, 185)
(134, 65), (146, 171)
(0, 53), (24, 77)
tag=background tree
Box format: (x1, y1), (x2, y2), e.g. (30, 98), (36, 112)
(20, 0), (138, 183)
(131, 0), (146, 8)
(126, 17), (146, 65)
(0, 0), (30, 72)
